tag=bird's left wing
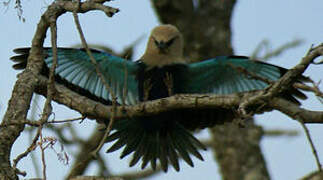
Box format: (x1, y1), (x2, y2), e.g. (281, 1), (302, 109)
(181, 56), (306, 104)
(11, 48), (139, 105)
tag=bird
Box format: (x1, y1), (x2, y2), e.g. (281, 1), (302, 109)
(10, 24), (307, 172)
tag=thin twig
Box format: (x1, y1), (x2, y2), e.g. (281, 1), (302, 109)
(72, 2), (115, 99)
(119, 165), (162, 180)
(12, 127), (41, 174)
(238, 44), (323, 116)
(29, 130), (41, 177)
(49, 116), (86, 124)
(13, 168), (26, 177)
(12, 17), (59, 178)
(93, 108), (115, 156)
(122, 61), (128, 106)
(298, 119), (322, 171)
(230, 63), (323, 104)
(264, 129), (299, 137)
(294, 83), (321, 97)
(72, 2), (117, 156)
(1, 0), (119, 179)
(29, 94), (42, 178)
(97, 155), (110, 176)
(37, 17), (59, 180)
(0, 116), (85, 127)
(228, 63), (274, 85)
(251, 39), (303, 61)
(310, 80), (323, 98)
(39, 126), (47, 179)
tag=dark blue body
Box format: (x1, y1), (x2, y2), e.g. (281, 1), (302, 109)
(137, 63), (188, 101)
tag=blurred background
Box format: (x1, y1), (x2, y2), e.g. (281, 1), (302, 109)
(0, 0), (322, 179)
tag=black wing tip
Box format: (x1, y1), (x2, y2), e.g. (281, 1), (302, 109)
(10, 54), (29, 70)
(227, 55), (250, 59)
(11, 47), (32, 70)
(258, 61), (310, 103)
(150, 159), (157, 171)
(13, 47), (31, 54)
(129, 154), (142, 167)
(173, 165), (180, 172)
(12, 62), (27, 70)
(10, 54), (29, 62)
(161, 164), (168, 172)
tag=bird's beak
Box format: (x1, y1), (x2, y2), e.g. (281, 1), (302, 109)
(157, 41), (167, 50)
(156, 41), (169, 54)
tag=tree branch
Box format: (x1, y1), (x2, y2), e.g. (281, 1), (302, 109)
(31, 43), (323, 126)
(34, 74), (323, 125)
(34, 44), (323, 123)
(238, 44), (323, 116)
(0, 0), (118, 179)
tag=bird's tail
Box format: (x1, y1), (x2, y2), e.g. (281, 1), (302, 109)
(105, 116), (206, 172)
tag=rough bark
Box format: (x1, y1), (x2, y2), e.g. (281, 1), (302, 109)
(0, 4), (54, 179)
(0, 1), (118, 179)
(33, 74), (323, 124)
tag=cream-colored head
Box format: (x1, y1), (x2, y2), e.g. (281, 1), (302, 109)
(141, 24), (185, 67)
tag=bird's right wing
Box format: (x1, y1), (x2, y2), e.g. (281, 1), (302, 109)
(11, 47), (139, 105)
(181, 56), (307, 104)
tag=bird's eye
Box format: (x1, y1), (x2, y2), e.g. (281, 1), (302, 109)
(153, 37), (159, 47)
(166, 37), (176, 47)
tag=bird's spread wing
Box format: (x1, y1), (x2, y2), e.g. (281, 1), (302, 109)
(11, 48), (139, 105)
(182, 56), (307, 104)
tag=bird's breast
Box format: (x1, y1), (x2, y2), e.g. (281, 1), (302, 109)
(137, 63), (187, 101)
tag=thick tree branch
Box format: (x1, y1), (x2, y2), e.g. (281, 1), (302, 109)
(0, 0), (118, 179)
(270, 98), (323, 123)
(239, 44), (323, 116)
(302, 171), (323, 180)
(33, 40), (322, 180)
(34, 73), (323, 124)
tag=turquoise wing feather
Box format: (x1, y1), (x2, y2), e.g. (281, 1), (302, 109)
(183, 56), (282, 94)
(44, 48), (139, 105)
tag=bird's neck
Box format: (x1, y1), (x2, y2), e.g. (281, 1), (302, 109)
(140, 53), (186, 67)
